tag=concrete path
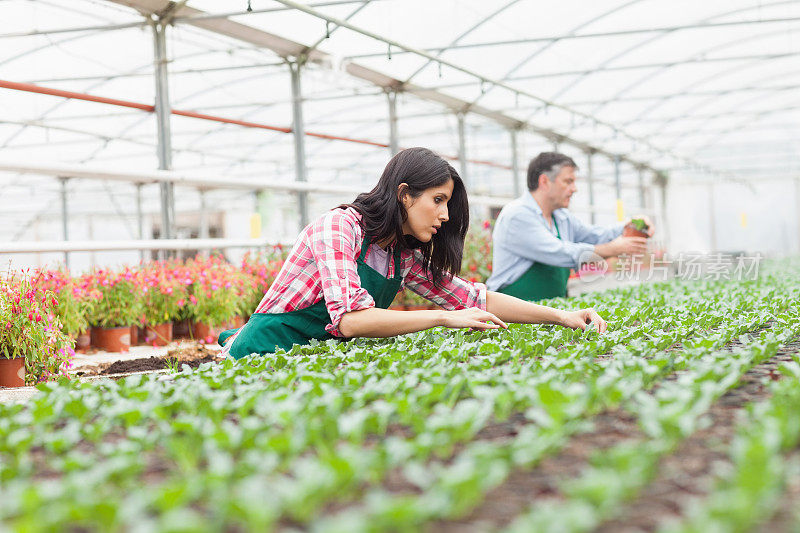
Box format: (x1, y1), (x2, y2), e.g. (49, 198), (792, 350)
(1, 340), (220, 405)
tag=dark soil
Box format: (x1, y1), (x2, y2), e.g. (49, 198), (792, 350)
(429, 325), (791, 532)
(430, 409), (642, 532)
(594, 338), (800, 533)
(97, 343), (224, 376)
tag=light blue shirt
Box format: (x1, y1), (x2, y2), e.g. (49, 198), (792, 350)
(486, 193), (624, 291)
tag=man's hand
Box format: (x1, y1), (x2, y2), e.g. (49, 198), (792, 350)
(559, 308), (607, 333)
(625, 214), (656, 237)
(594, 236), (648, 258)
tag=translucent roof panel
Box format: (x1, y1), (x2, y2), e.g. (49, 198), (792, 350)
(1, 0), (799, 262)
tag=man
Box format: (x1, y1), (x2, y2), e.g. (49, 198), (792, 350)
(486, 152), (652, 301)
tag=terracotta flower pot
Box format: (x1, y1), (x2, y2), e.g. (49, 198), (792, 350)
(623, 225), (649, 238)
(0, 357), (25, 387)
(92, 326), (131, 353)
(192, 322), (222, 344)
(145, 322), (173, 346)
(192, 318), (240, 344)
(75, 330), (91, 353)
(172, 319), (192, 339)
(130, 325), (139, 346)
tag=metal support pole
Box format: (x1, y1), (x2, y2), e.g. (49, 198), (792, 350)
(796, 178), (800, 254)
(708, 182), (717, 252)
(136, 183), (144, 261)
(387, 89), (399, 156)
(586, 152), (596, 224)
(199, 190), (209, 239)
(59, 177), (70, 270)
(657, 172), (670, 251)
(638, 167), (646, 210)
(614, 155), (623, 221)
(551, 139), (559, 152)
(199, 189), (209, 257)
(457, 112), (468, 185)
(510, 128), (521, 197)
(152, 20), (175, 256)
(290, 60), (309, 230)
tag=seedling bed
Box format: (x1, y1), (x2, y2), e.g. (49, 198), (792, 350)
(2, 261), (800, 531)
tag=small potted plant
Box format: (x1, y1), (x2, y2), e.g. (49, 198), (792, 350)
(186, 256), (240, 343)
(33, 269), (93, 352)
(140, 264), (188, 346)
(1, 274), (74, 387)
(623, 218), (650, 238)
(86, 268), (143, 353)
(54, 283), (93, 352)
(239, 247), (286, 323)
(460, 221), (494, 284)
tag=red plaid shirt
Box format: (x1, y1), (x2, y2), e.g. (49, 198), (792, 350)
(235, 207), (487, 342)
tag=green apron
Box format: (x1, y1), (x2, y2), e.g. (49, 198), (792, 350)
(220, 236), (403, 359)
(498, 216), (571, 301)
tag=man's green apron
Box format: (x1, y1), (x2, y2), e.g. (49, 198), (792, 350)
(498, 216), (570, 301)
(220, 236), (403, 359)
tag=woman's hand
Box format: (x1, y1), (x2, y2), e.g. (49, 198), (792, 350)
(440, 307), (508, 331)
(559, 308), (607, 333)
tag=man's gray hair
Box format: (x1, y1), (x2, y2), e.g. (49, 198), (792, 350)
(527, 152), (578, 191)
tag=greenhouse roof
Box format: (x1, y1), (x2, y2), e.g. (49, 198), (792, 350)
(1, 0), (799, 244)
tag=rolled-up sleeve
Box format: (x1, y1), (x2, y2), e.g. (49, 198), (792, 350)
(501, 212), (593, 269)
(403, 250), (487, 311)
(310, 211), (375, 336)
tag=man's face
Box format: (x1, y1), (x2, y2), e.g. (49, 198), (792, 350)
(545, 165), (577, 209)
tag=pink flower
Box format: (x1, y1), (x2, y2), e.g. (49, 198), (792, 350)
(177, 299), (186, 307)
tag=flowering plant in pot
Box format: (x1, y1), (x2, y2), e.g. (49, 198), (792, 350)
(460, 220), (494, 284)
(33, 270), (93, 348)
(84, 268), (144, 352)
(0, 274), (74, 386)
(139, 262), (189, 346)
(239, 246), (287, 319)
(167, 260), (199, 338)
(186, 256), (240, 343)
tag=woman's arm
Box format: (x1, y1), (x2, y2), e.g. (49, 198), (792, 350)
(338, 306), (507, 338)
(338, 292), (605, 338)
(486, 290), (607, 332)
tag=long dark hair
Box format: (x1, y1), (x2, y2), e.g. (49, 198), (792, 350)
(342, 147), (469, 285)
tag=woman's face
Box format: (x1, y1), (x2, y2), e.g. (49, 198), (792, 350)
(400, 178), (453, 243)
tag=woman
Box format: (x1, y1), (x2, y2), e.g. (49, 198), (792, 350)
(221, 147), (606, 359)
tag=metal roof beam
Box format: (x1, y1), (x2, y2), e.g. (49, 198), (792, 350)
(0, 20), (146, 38)
(171, 0), (391, 23)
(107, 0), (746, 181)
(25, 60), (288, 84)
(563, 83), (800, 106)
(273, 0), (757, 180)
(346, 16), (800, 59)
(424, 52), (800, 89)
(105, 0), (646, 169)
